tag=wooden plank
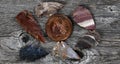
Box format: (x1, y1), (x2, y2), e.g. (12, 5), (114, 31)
(95, 46), (120, 55)
(0, 0), (120, 64)
(86, 55), (120, 64)
(79, 0), (120, 5)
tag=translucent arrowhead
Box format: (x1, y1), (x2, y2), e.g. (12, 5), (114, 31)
(53, 41), (80, 60)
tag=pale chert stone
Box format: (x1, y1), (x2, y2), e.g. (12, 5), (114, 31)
(52, 41), (80, 60)
(35, 2), (64, 17)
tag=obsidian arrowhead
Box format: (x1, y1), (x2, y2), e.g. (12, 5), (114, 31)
(75, 35), (98, 50)
(19, 44), (49, 61)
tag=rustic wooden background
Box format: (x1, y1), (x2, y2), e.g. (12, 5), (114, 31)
(0, 0), (120, 64)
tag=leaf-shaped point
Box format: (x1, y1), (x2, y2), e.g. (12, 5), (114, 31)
(53, 41), (80, 60)
(35, 2), (64, 17)
(16, 10), (45, 43)
(73, 5), (96, 30)
(45, 14), (72, 42)
(75, 35), (99, 50)
(19, 44), (48, 61)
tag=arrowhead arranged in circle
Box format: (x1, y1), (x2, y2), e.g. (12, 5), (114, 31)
(53, 41), (80, 59)
(73, 5), (96, 30)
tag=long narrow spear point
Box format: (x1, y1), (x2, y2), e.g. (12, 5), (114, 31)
(16, 10), (45, 43)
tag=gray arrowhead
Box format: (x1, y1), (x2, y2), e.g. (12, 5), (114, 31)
(53, 41), (80, 60)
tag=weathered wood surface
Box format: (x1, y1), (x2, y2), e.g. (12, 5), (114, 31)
(0, 0), (120, 64)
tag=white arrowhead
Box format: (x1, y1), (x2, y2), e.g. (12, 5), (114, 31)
(53, 41), (80, 60)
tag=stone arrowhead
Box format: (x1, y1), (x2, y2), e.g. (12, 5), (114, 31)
(73, 6), (96, 30)
(53, 41), (80, 60)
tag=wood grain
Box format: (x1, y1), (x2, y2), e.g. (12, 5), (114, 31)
(0, 0), (120, 64)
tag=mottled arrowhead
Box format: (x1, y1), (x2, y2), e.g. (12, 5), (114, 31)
(53, 41), (80, 60)
(16, 10), (45, 43)
(35, 2), (64, 17)
(73, 5), (96, 30)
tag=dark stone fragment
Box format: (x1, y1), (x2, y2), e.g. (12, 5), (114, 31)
(21, 35), (29, 43)
(74, 49), (84, 59)
(75, 39), (92, 50)
(75, 35), (97, 50)
(19, 44), (49, 61)
(82, 36), (96, 45)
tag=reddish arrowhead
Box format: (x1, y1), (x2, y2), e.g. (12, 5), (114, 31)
(73, 6), (96, 30)
(16, 10), (45, 43)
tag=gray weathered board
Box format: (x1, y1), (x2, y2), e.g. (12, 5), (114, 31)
(0, 0), (120, 64)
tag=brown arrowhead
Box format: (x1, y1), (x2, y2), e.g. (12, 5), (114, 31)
(16, 10), (45, 43)
(45, 14), (72, 41)
(73, 5), (96, 30)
